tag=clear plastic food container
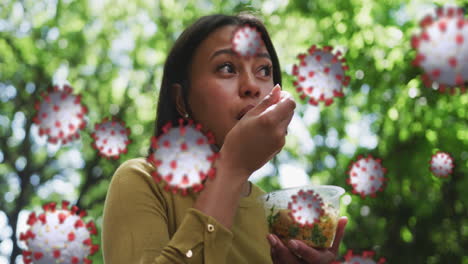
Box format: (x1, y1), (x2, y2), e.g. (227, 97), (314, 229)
(259, 185), (345, 248)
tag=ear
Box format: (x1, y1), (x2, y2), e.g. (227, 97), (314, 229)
(172, 83), (187, 117)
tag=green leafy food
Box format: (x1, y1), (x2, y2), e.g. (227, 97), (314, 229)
(288, 225), (300, 237)
(309, 224), (328, 247)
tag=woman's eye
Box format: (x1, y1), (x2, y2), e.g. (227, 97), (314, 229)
(217, 63), (235, 74)
(258, 65), (272, 77)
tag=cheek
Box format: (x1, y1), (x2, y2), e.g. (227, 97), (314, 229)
(190, 79), (236, 112)
(188, 89), (232, 126)
(188, 90), (235, 144)
(262, 82), (274, 94)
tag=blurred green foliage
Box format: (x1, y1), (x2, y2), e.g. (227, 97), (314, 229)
(0, 0), (467, 263)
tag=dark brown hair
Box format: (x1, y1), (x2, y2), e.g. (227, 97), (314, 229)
(153, 14), (282, 138)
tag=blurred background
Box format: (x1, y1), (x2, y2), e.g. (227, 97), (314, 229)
(1, 0), (467, 263)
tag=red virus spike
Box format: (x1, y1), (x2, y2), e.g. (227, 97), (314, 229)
(19, 233), (27, 241)
(20, 230), (36, 241)
(147, 119), (219, 196)
(87, 221), (97, 235)
(71, 205), (79, 215)
(411, 5), (468, 93)
(34, 252), (43, 260)
(38, 213), (46, 224)
(32, 84), (87, 144)
(75, 219), (85, 228)
(179, 125), (187, 136)
(21, 201), (100, 264)
(79, 209), (87, 218)
(85, 237), (95, 246)
(346, 154), (388, 198)
(456, 74), (464, 85)
(44, 202), (57, 212)
(68, 232), (76, 241)
(27, 230), (35, 240)
(292, 45), (349, 106)
(196, 137), (205, 145)
(429, 151), (454, 177)
(90, 244), (100, 255)
(162, 122), (172, 133)
(232, 25), (262, 58)
(456, 34), (464, 45)
(181, 142), (188, 151)
(287, 189), (325, 227)
(334, 249), (386, 264)
(449, 57), (461, 67)
(91, 117), (131, 159)
(412, 53), (425, 66)
(439, 21), (447, 32)
(26, 212), (37, 226)
(58, 213), (67, 224)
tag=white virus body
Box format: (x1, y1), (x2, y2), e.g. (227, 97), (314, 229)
(91, 117), (131, 159)
(232, 25), (262, 57)
(346, 155), (388, 198)
(33, 85), (88, 144)
(287, 189), (325, 227)
(333, 250), (386, 264)
(147, 119), (219, 196)
(429, 151), (454, 177)
(411, 6), (468, 94)
(20, 201), (99, 264)
(292, 45), (350, 106)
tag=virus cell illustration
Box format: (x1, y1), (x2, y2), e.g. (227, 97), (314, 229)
(429, 151), (454, 177)
(147, 119), (219, 196)
(332, 250), (386, 264)
(411, 6), (468, 94)
(292, 45), (350, 106)
(91, 117), (131, 159)
(232, 25), (262, 57)
(287, 189), (325, 227)
(32, 85), (88, 144)
(346, 155), (388, 198)
(19, 201), (99, 264)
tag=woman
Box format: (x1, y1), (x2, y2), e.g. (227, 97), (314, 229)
(102, 14), (347, 264)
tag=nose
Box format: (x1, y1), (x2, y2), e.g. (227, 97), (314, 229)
(239, 72), (261, 98)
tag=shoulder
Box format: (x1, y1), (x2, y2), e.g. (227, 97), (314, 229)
(114, 157), (154, 176)
(109, 157), (157, 192)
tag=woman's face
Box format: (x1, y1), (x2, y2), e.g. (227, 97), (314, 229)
(187, 25), (275, 147)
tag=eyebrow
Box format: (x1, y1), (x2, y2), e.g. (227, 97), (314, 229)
(209, 48), (271, 61)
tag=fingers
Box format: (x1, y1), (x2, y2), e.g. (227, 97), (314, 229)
(268, 233), (342, 264)
(248, 84), (281, 117)
(277, 108), (294, 133)
(330, 216), (348, 255)
(262, 90), (296, 124)
(267, 234), (279, 264)
(268, 234), (302, 263)
(289, 239), (335, 264)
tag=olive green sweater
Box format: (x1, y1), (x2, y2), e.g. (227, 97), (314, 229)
(102, 158), (273, 264)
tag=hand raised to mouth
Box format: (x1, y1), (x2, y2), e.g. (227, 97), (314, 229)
(220, 84), (296, 178)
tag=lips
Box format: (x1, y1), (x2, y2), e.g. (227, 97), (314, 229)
(237, 104), (255, 120)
